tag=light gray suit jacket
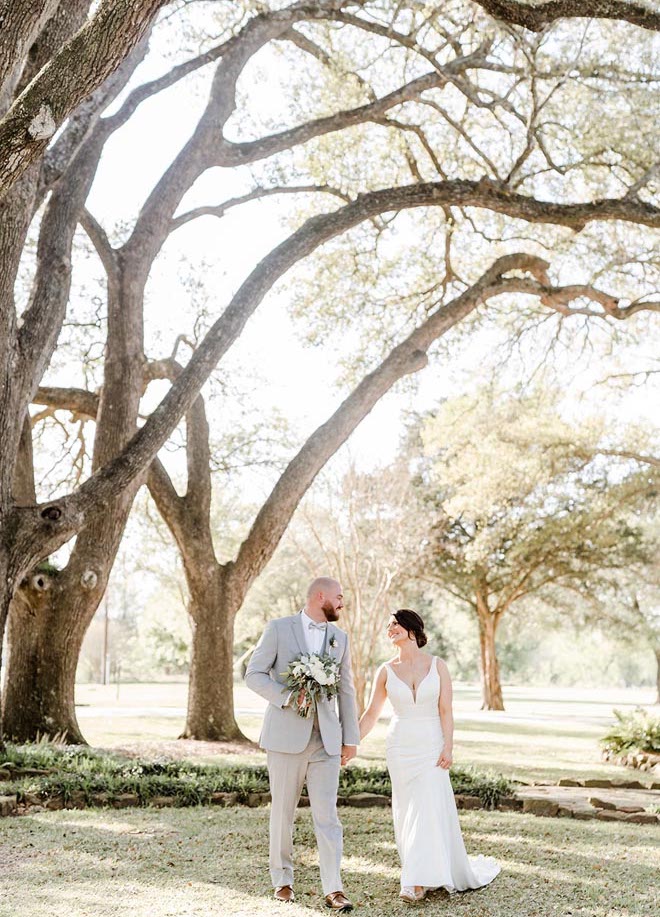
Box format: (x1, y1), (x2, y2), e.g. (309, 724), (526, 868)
(245, 613), (361, 756)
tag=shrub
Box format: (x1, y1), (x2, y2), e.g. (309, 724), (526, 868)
(600, 708), (660, 756)
(3, 744), (513, 808)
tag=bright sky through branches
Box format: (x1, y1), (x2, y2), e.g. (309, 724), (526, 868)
(37, 9), (659, 511)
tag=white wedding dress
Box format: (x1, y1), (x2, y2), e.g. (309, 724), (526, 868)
(385, 658), (501, 893)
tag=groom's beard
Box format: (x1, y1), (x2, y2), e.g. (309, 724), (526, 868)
(322, 600), (340, 622)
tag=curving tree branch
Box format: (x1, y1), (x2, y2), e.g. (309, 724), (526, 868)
(472, 1), (660, 33)
(170, 184), (352, 232)
(15, 178), (659, 557)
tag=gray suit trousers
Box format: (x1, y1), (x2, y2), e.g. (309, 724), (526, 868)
(267, 725), (343, 895)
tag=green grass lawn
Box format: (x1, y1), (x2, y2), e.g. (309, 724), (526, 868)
(75, 682), (659, 785)
(0, 807), (657, 917)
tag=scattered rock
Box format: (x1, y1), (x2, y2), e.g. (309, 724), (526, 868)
(588, 796), (616, 810)
(0, 795), (17, 817)
(522, 799), (559, 817)
(45, 795), (64, 810)
(498, 796), (523, 811)
(111, 793), (139, 809)
(210, 792), (238, 806)
(149, 796), (177, 808)
(65, 791), (87, 810)
(91, 793), (111, 807)
(246, 792), (270, 807)
(558, 779), (583, 787)
(625, 812), (659, 825)
(603, 751), (660, 774)
(571, 807), (597, 821)
(595, 809), (630, 821)
(583, 779), (616, 788)
(345, 793), (391, 808)
(455, 795), (483, 810)
(618, 805), (645, 814)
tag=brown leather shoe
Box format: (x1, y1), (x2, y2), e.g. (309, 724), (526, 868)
(274, 886), (295, 903)
(325, 890), (354, 912)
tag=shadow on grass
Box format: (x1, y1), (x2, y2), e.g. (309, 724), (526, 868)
(455, 719), (605, 739)
(1, 806), (657, 917)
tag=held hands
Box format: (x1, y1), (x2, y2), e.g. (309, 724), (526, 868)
(340, 745), (357, 767)
(436, 745), (453, 769)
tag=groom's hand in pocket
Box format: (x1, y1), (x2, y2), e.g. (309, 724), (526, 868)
(340, 745), (357, 766)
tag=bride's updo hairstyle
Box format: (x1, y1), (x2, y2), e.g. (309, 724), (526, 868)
(393, 609), (427, 648)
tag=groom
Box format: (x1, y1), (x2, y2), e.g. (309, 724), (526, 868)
(245, 577), (360, 912)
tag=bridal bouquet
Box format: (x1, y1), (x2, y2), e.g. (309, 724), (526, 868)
(282, 653), (341, 718)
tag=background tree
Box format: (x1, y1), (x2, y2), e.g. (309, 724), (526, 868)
(288, 459), (423, 712)
(628, 589), (660, 703)
(415, 386), (658, 710)
(577, 556), (660, 702)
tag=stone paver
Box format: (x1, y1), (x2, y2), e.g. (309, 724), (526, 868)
(515, 784), (659, 823)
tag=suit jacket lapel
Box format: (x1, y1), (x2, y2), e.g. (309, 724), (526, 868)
(291, 612), (307, 656)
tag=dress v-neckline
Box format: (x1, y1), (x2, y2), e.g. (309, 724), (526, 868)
(388, 657), (434, 704)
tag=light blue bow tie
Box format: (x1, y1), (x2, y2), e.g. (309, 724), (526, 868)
(308, 621), (327, 631)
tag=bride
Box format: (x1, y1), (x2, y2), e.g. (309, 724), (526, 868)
(359, 609), (500, 903)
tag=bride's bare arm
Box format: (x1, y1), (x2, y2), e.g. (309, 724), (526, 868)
(358, 665), (388, 739)
(437, 658), (454, 769)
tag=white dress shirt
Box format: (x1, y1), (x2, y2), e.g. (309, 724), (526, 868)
(301, 608), (326, 655)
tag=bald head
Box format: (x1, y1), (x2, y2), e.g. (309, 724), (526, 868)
(305, 577), (344, 623)
(307, 577), (341, 599)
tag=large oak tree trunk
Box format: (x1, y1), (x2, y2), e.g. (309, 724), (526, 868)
(181, 567), (245, 741)
(2, 503), (135, 742)
(3, 569), (87, 743)
(476, 593), (504, 711)
(2, 264), (145, 742)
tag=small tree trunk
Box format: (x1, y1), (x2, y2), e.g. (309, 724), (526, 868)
(654, 647), (660, 706)
(180, 569), (247, 742)
(475, 592), (504, 711)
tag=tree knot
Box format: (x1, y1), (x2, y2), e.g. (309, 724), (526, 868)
(41, 505), (62, 522)
(80, 569), (99, 590)
(28, 104), (57, 142)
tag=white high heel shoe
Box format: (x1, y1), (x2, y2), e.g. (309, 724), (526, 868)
(399, 886), (427, 903)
